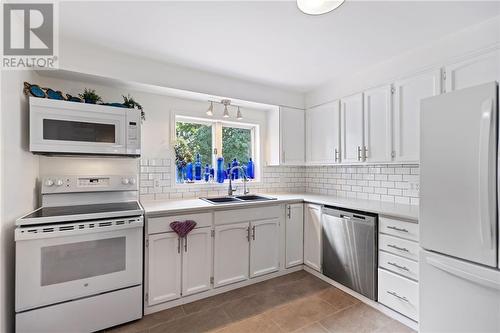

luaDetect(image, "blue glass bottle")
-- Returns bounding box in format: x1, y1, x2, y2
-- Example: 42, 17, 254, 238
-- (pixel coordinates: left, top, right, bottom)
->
216, 157, 225, 183
246, 158, 254, 179
232, 158, 239, 179
186, 162, 193, 181
204, 164, 210, 182
210, 166, 215, 180
194, 153, 202, 181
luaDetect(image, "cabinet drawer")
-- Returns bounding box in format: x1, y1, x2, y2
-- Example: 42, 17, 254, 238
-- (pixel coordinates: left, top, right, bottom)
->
379, 234, 419, 261
380, 217, 419, 241
379, 251, 419, 281
214, 205, 281, 225
148, 212, 212, 235
378, 268, 419, 321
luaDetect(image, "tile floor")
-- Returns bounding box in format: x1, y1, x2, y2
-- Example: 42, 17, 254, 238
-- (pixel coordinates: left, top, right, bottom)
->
106, 271, 415, 333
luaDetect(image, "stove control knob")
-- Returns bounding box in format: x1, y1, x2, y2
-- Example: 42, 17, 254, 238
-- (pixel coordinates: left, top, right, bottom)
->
44, 179, 54, 187
121, 178, 130, 185
55, 179, 64, 186
129, 178, 136, 185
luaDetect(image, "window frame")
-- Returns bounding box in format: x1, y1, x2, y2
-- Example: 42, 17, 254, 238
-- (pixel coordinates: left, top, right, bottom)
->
172, 114, 260, 186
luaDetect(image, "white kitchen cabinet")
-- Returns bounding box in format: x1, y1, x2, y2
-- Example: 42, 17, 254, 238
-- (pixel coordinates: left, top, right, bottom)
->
147, 232, 181, 305
280, 106, 305, 165
285, 203, 304, 268
393, 69, 441, 162
250, 218, 280, 277
444, 49, 500, 93
213, 223, 250, 288
181, 228, 213, 296
341, 93, 364, 163
363, 85, 393, 162
306, 100, 341, 164
304, 204, 322, 272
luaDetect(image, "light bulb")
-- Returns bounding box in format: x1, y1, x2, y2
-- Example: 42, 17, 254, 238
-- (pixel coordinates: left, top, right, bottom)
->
223, 105, 230, 118
237, 106, 243, 120
297, 0, 344, 15
206, 101, 214, 116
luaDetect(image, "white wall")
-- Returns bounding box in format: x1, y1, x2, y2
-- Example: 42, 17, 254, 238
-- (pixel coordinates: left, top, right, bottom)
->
306, 15, 500, 107
58, 38, 305, 109
0, 70, 40, 333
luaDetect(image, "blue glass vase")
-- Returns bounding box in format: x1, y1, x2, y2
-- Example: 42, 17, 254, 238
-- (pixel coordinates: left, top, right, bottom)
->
216, 157, 225, 183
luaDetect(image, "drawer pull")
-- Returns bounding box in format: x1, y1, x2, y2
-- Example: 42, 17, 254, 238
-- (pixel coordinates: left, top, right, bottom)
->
387, 244, 409, 252
387, 225, 409, 233
387, 261, 410, 271
387, 291, 409, 303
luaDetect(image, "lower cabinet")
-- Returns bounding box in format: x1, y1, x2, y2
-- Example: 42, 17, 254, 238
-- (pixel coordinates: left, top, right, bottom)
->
285, 203, 304, 268
213, 223, 250, 288
147, 232, 182, 306
250, 218, 280, 277
304, 204, 322, 271
147, 227, 213, 306
182, 228, 213, 296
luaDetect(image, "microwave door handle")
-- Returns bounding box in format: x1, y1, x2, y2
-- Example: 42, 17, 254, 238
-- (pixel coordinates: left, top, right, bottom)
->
478, 98, 495, 250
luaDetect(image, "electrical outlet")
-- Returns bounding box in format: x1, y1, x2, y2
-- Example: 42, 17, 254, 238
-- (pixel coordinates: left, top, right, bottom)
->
409, 181, 420, 192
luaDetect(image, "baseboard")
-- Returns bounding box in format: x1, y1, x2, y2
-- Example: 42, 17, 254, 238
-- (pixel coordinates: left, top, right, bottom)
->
303, 266, 419, 332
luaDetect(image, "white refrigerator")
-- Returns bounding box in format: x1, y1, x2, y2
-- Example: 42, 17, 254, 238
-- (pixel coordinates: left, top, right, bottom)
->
420, 81, 500, 332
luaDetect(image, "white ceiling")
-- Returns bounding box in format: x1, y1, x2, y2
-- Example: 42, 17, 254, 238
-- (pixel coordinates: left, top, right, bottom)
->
59, 1, 500, 93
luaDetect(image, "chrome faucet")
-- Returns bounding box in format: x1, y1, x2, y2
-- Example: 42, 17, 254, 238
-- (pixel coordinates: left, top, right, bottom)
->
227, 166, 249, 196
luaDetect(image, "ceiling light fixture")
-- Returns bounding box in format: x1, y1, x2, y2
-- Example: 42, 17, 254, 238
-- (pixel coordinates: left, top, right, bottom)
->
236, 106, 243, 120
206, 101, 214, 116
221, 99, 231, 118
297, 0, 344, 15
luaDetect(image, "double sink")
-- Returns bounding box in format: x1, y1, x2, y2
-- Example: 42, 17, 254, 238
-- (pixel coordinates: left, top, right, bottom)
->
201, 194, 277, 205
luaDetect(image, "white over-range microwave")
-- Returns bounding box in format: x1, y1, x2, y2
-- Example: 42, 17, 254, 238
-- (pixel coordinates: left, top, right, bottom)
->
29, 97, 141, 156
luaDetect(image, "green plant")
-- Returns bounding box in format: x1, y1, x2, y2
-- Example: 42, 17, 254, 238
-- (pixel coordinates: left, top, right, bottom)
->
173, 137, 192, 167
78, 88, 102, 104
122, 94, 145, 121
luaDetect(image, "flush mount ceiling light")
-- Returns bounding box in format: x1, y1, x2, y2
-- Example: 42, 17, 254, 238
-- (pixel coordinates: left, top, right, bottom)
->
297, 0, 345, 15
206, 101, 214, 116
236, 106, 243, 120
221, 99, 231, 118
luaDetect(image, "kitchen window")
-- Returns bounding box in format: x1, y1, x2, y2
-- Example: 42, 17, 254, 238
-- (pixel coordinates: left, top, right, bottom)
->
174, 116, 259, 183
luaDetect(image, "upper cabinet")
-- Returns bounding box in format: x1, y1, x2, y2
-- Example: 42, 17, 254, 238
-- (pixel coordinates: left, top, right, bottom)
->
267, 106, 305, 166
363, 85, 393, 163
306, 100, 341, 164
393, 69, 441, 162
444, 49, 500, 93
341, 93, 364, 163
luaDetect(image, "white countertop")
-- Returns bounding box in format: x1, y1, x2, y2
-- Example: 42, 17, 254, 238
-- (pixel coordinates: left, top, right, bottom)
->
141, 193, 419, 221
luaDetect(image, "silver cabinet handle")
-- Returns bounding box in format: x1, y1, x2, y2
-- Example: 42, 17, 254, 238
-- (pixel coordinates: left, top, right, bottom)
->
184, 236, 188, 252
388, 244, 409, 252
287, 205, 291, 219
246, 226, 250, 242
363, 146, 368, 159
252, 226, 256, 240
334, 148, 340, 162
387, 261, 410, 271
177, 237, 181, 253
387, 226, 409, 233
357, 146, 362, 161
387, 291, 409, 303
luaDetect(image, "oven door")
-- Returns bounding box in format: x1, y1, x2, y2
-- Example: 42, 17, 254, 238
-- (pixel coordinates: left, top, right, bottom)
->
30, 97, 128, 155
15, 216, 143, 312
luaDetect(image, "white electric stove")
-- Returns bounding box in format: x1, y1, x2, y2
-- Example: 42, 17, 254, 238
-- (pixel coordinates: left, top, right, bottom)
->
15, 175, 144, 333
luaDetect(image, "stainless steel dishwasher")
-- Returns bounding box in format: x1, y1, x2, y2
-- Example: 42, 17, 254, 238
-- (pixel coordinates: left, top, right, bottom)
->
322, 206, 377, 300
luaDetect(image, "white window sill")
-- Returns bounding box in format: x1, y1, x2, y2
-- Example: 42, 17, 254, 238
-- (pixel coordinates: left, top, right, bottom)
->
173, 179, 261, 189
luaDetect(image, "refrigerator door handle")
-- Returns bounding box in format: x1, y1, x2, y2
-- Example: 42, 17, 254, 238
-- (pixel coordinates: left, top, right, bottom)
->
478, 98, 495, 250
426, 256, 500, 291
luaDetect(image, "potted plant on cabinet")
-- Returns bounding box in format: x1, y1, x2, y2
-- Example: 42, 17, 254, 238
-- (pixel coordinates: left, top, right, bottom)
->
79, 88, 102, 104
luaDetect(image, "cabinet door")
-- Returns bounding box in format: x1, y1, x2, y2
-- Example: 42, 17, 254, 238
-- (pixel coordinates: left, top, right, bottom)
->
213, 223, 249, 287
341, 93, 364, 163
147, 232, 181, 306
363, 85, 393, 163
445, 49, 500, 92
250, 218, 280, 277
304, 204, 322, 272
393, 70, 441, 162
306, 100, 341, 164
182, 228, 212, 296
285, 203, 304, 268
281, 107, 305, 165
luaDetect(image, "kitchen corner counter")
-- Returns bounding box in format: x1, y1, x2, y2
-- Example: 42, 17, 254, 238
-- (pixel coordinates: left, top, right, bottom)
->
141, 193, 419, 221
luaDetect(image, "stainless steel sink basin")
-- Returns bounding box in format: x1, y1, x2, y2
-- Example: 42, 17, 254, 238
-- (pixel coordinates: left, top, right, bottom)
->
235, 195, 276, 201
200, 194, 276, 205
